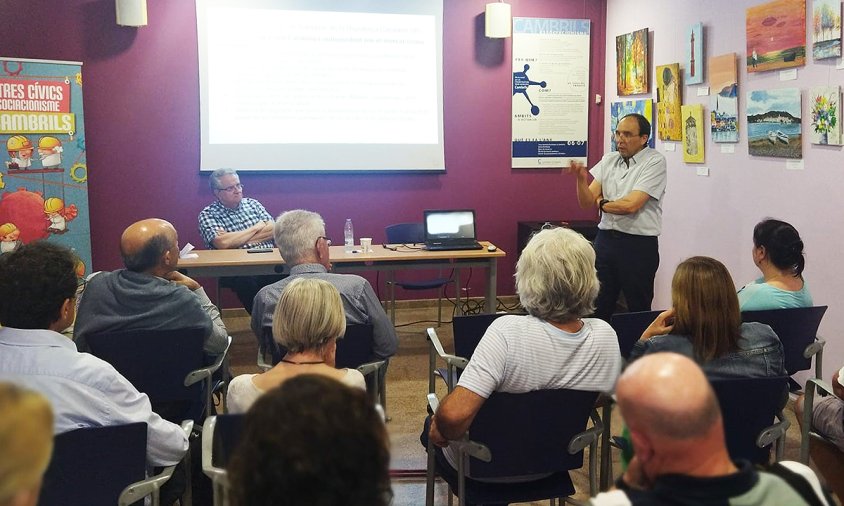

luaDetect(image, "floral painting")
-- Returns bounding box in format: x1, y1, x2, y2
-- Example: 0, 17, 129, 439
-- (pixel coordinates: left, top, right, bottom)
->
685, 23, 704, 85
681, 104, 705, 163
709, 53, 739, 143
616, 28, 649, 95
746, 0, 806, 72
747, 88, 802, 158
656, 64, 682, 141
812, 0, 842, 60
809, 86, 841, 145
610, 100, 655, 151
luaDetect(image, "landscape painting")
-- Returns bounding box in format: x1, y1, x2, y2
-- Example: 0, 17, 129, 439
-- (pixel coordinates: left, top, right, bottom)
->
681, 104, 705, 163
747, 88, 802, 158
616, 28, 649, 95
709, 53, 739, 143
809, 86, 841, 145
685, 23, 704, 85
746, 0, 806, 72
812, 0, 842, 60
610, 100, 655, 151
656, 63, 683, 141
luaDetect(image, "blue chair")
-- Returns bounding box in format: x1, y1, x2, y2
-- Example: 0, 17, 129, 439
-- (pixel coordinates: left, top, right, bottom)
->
201, 414, 246, 506
39, 421, 193, 506
385, 222, 453, 325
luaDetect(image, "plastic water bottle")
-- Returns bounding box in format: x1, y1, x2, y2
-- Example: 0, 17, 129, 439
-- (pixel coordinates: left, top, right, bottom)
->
344, 218, 354, 253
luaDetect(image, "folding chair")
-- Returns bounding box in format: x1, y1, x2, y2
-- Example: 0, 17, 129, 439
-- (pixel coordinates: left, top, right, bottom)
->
425, 389, 603, 505
201, 414, 246, 506
609, 310, 664, 360
86, 327, 232, 423
40, 421, 193, 506
385, 222, 453, 325
799, 377, 843, 463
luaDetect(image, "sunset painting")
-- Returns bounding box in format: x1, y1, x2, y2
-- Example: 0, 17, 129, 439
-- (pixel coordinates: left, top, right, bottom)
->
746, 0, 806, 72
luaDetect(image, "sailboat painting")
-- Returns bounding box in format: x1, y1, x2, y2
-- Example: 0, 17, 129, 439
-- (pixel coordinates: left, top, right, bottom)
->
709, 53, 739, 143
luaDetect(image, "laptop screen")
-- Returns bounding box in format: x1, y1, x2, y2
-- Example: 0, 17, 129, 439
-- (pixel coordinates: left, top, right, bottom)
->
424, 210, 477, 240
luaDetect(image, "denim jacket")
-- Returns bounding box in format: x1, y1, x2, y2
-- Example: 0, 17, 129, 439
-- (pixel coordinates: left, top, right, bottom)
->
629, 322, 786, 379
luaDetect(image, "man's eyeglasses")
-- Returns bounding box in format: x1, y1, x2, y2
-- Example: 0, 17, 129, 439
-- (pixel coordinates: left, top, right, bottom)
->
614, 131, 644, 140
216, 183, 243, 193
315, 236, 332, 248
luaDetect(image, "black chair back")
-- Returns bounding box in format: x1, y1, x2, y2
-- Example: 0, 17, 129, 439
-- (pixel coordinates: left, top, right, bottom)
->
211, 414, 247, 469
385, 222, 424, 244
741, 306, 827, 375
39, 422, 147, 506
711, 375, 789, 464
451, 313, 512, 359
262, 323, 375, 369
610, 310, 663, 359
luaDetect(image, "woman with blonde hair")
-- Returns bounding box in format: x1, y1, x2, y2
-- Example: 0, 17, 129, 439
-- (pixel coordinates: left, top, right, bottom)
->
631, 256, 785, 379
0, 383, 53, 506
227, 278, 365, 413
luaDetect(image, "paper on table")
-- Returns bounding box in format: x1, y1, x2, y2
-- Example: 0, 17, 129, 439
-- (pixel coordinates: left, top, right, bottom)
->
180, 242, 198, 259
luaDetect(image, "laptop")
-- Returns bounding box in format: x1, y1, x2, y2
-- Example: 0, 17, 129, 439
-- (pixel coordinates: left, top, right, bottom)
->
423, 209, 483, 251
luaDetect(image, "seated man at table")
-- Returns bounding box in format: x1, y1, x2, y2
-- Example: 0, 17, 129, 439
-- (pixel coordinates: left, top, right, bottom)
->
590, 352, 831, 506
75, 218, 228, 359
0, 241, 189, 469
252, 209, 397, 361
198, 168, 279, 313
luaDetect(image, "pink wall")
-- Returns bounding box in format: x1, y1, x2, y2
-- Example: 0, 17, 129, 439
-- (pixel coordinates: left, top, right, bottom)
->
606, 0, 844, 375
0, 0, 606, 303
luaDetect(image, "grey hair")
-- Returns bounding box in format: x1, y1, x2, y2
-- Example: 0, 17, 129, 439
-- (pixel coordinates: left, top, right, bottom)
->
273, 278, 346, 353
274, 210, 326, 265
515, 227, 599, 322
209, 168, 238, 191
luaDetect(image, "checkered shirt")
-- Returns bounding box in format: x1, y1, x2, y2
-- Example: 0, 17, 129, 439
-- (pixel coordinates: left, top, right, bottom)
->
197, 198, 274, 249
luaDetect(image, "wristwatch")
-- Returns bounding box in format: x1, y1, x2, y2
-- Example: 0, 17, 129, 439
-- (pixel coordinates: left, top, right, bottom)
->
599, 198, 609, 212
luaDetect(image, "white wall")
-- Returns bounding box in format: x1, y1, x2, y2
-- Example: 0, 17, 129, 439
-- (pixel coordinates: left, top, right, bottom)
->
606, 0, 844, 377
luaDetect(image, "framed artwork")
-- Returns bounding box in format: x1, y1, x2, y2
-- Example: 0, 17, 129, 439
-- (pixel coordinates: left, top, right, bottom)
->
610, 100, 655, 151
656, 64, 682, 141
685, 23, 704, 85
616, 28, 649, 95
747, 88, 802, 158
812, 0, 842, 60
746, 0, 807, 72
709, 53, 739, 143
809, 86, 841, 145
681, 104, 705, 163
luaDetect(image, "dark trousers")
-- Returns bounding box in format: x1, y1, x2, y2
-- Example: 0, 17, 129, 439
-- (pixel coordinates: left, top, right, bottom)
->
220, 274, 285, 314
593, 230, 659, 322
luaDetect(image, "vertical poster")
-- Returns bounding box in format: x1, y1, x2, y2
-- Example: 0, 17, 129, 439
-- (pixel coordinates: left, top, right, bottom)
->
610, 100, 655, 151
709, 53, 739, 143
656, 64, 682, 141
0, 58, 90, 274
681, 104, 705, 163
512, 18, 590, 168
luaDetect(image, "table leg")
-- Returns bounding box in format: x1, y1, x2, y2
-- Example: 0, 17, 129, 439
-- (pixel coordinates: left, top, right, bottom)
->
485, 258, 497, 313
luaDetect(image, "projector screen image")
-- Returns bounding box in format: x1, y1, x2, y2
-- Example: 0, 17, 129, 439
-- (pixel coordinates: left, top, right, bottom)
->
196, 0, 445, 172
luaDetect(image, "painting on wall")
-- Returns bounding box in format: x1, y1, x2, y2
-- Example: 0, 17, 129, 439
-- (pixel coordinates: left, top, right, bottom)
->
709, 53, 739, 143
684, 23, 704, 85
681, 104, 705, 163
812, 0, 842, 60
809, 86, 841, 145
610, 100, 655, 151
746, 0, 806, 72
747, 88, 802, 158
656, 63, 682, 141
616, 28, 649, 95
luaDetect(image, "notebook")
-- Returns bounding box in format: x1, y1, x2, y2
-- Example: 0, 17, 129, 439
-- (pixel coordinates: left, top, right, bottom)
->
423, 209, 483, 251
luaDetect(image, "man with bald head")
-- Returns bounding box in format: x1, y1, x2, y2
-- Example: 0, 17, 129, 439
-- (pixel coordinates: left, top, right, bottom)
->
75, 218, 228, 357
590, 352, 830, 505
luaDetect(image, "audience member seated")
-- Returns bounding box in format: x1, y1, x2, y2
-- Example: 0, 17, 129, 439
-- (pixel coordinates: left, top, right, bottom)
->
227, 278, 365, 413
738, 218, 812, 311
590, 352, 832, 506
427, 227, 622, 475
631, 256, 785, 379
0, 383, 53, 506
228, 374, 391, 506
0, 242, 189, 468
795, 366, 844, 499
252, 209, 397, 360
74, 218, 228, 358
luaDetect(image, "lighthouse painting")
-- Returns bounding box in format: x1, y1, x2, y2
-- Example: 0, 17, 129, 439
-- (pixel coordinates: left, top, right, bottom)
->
685, 23, 704, 85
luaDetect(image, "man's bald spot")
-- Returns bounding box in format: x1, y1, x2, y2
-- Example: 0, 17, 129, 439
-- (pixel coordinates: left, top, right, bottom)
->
618, 353, 721, 440
120, 218, 177, 272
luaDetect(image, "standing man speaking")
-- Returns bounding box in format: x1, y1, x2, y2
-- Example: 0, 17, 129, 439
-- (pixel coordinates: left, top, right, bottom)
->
568, 113, 667, 321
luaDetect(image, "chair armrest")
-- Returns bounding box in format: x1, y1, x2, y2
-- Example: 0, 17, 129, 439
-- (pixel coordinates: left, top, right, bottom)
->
804, 337, 826, 359
569, 409, 604, 454
756, 411, 790, 449
449, 440, 492, 462
426, 328, 469, 370
185, 335, 232, 387
357, 360, 386, 377
200, 416, 230, 488
427, 393, 440, 413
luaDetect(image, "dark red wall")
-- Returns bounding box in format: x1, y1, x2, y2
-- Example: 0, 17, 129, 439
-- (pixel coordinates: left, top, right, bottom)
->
0, 0, 606, 303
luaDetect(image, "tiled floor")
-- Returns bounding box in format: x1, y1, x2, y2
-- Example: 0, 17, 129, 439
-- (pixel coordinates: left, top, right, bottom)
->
222, 301, 822, 506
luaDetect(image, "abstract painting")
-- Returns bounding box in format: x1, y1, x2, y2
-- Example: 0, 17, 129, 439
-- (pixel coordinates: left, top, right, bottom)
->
685, 23, 704, 85
616, 28, 649, 95
610, 100, 655, 151
747, 88, 802, 158
812, 0, 842, 60
809, 86, 841, 145
681, 104, 705, 163
746, 0, 806, 72
709, 53, 739, 143
656, 63, 682, 141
